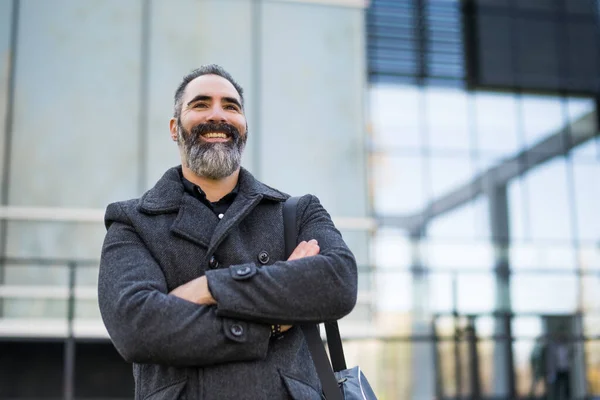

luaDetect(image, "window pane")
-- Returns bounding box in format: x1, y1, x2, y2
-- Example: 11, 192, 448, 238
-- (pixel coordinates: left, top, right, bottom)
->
375, 270, 412, 312
508, 170, 528, 240
456, 273, 496, 313
523, 158, 573, 241
521, 95, 567, 150
371, 228, 411, 269
579, 244, 600, 271
510, 242, 576, 271
372, 154, 426, 214
568, 98, 597, 160
429, 157, 474, 199
430, 273, 454, 313
511, 273, 578, 313
586, 341, 600, 395
572, 138, 599, 161
474, 92, 520, 155
582, 274, 600, 312
370, 84, 422, 149
572, 162, 600, 241
427, 197, 489, 240
427, 87, 470, 151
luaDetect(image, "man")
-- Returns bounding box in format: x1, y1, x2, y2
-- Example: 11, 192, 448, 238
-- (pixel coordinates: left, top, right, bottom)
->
98, 64, 358, 400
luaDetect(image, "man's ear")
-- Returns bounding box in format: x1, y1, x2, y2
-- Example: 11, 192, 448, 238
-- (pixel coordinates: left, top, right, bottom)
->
169, 118, 178, 142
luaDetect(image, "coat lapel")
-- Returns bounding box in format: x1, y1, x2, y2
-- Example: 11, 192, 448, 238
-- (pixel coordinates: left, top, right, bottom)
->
137, 166, 287, 254
170, 193, 218, 248
205, 168, 288, 256
206, 191, 263, 256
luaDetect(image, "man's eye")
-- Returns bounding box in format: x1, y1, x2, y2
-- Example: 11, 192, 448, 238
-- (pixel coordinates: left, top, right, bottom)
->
194, 103, 208, 108
225, 105, 238, 111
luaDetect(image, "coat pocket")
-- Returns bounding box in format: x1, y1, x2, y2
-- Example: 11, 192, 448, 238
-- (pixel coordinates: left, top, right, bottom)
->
143, 379, 187, 400
279, 371, 323, 400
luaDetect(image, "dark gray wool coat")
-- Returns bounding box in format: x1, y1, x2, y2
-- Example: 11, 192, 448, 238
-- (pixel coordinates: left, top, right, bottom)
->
98, 166, 358, 400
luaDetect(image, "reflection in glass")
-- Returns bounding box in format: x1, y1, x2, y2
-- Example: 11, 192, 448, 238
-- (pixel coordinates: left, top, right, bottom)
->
511, 274, 578, 313
427, 197, 489, 240
367, 61, 600, 399
426, 87, 471, 151
371, 228, 411, 269
521, 94, 566, 150
426, 241, 494, 270
586, 341, 600, 395
523, 158, 573, 241
369, 84, 422, 149
429, 156, 474, 199
572, 162, 600, 242
430, 273, 454, 313
375, 270, 412, 313
508, 173, 529, 240
456, 274, 495, 313
514, 340, 544, 398
581, 274, 600, 312
583, 315, 600, 336
579, 245, 600, 270
510, 242, 577, 271
371, 154, 426, 215
474, 92, 520, 155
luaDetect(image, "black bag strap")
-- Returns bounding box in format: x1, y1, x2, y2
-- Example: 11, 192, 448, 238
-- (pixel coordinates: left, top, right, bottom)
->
283, 197, 344, 400
324, 321, 347, 372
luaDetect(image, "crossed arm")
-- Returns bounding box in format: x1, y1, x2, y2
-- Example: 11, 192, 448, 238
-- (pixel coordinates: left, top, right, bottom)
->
169, 239, 321, 333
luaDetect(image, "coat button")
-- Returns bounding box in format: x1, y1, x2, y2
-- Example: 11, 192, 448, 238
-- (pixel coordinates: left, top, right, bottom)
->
230, 324, 244, 337
209, 256, 220, 269
236, 266, 251, 276
258, 251, 270, 265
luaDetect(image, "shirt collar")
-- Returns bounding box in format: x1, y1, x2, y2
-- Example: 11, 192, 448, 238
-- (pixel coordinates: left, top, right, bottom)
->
180, 171, 239, 204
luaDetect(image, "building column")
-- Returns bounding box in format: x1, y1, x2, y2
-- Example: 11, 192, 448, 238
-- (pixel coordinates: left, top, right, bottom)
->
409, 230, 435, 400
486, 182, 516, 399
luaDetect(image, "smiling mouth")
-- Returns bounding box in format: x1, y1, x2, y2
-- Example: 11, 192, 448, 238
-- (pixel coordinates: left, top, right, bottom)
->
202, 132, 229, 139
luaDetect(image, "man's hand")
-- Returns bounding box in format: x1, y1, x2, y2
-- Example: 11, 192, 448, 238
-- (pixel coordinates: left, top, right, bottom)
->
280, 239, 320, 332
169, 276, 216, 305
287, 239, 320, 261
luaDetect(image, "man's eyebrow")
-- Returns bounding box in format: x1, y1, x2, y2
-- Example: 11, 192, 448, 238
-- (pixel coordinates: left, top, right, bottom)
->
222, 97, 242, 109
187, 95, 211, 106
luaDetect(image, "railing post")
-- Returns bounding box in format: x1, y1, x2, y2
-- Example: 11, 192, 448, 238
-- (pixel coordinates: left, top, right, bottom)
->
63, 261, 76, 400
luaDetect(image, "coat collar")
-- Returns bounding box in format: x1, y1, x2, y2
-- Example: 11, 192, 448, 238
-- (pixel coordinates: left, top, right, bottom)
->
137, 166, 288, 253
138, 165, 287, 214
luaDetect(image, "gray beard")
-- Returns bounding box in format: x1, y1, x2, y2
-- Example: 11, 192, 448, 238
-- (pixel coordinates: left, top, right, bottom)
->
178, 128, 245, 180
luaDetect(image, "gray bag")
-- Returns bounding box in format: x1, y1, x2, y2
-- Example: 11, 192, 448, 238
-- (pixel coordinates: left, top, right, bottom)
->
283, 197, 378, 400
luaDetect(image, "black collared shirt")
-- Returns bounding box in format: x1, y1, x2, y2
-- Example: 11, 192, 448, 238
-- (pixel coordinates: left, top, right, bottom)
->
181, 174, 239, 218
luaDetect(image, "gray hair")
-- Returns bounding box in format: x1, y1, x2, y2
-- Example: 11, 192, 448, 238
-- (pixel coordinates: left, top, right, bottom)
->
173, 64, 245, 120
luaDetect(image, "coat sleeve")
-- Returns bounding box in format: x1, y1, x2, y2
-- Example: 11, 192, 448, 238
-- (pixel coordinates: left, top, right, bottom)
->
205, 194, 358, 324
98, 202, 272, 367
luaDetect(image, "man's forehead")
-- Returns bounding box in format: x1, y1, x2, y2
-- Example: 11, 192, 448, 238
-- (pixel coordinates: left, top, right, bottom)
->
183, 74, 241, 102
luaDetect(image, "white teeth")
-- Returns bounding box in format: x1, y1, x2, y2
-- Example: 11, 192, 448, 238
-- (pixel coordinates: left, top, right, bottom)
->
203, 132, 227, 139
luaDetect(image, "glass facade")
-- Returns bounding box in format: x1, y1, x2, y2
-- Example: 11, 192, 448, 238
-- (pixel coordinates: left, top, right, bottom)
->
346, 0, 600, 398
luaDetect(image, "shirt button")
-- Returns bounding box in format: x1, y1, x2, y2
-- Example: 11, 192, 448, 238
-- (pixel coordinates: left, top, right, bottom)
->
209, 256, 220, 269
230, 324, 244, 337
218, 213, 224, 219
258, 251, 270, 265
236, 266, 252, 276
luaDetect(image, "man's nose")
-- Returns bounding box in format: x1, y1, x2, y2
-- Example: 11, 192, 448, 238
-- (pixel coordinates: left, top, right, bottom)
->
206, 105, 228, 123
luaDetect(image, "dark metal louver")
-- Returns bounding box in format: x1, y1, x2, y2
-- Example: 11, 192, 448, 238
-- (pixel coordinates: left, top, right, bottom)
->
367, 0, 465, 83
463, 0, 600, 94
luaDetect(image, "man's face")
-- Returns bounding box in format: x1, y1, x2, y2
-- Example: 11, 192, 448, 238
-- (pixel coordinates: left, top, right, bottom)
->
170, 74, 248, 180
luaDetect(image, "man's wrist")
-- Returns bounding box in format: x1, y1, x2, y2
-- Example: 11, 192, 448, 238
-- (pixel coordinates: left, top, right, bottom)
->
198, 276, 217, 305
